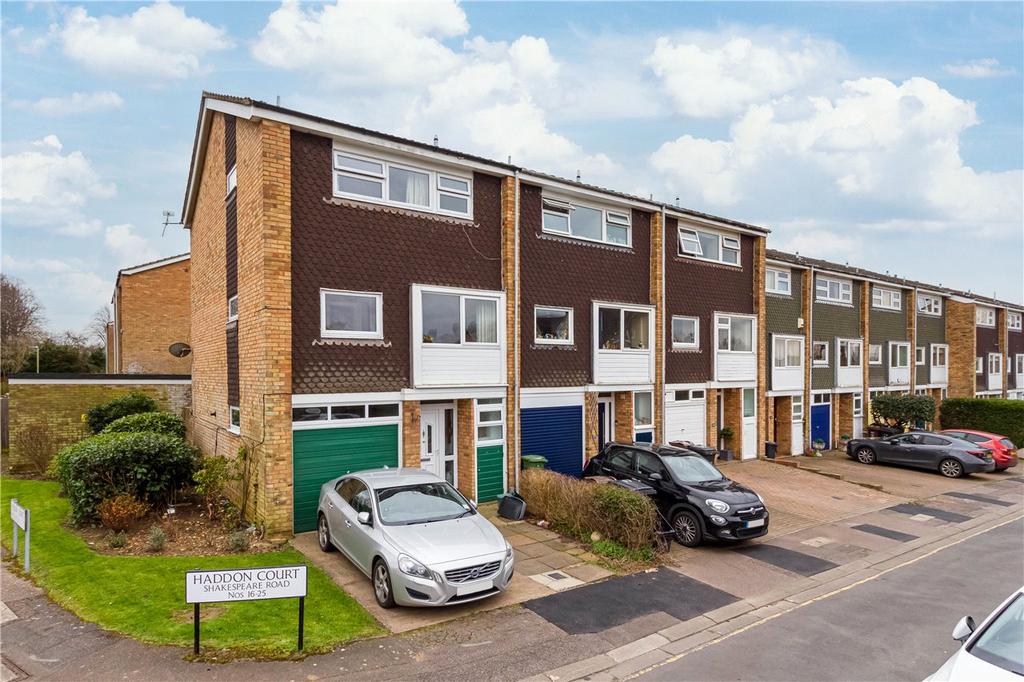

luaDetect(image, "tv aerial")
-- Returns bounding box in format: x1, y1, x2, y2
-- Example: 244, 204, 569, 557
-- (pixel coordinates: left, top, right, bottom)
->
161, 210, 184, 237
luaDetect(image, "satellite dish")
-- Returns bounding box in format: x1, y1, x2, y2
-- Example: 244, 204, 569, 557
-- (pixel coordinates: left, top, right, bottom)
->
168, 342, 192, 358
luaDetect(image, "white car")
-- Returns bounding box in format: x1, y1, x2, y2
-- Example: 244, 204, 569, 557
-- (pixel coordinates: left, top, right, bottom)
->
927, 586, 1024, 681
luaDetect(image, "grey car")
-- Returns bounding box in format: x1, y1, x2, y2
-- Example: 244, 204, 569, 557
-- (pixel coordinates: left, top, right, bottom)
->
846, 431, 996, 477
316, 468, 514, 608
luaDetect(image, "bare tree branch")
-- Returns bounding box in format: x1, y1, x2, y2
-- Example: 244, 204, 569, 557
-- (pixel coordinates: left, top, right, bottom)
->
1, 274, 45, 376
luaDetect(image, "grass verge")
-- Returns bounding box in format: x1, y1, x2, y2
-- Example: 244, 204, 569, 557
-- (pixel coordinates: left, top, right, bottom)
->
1, 478, 382, 659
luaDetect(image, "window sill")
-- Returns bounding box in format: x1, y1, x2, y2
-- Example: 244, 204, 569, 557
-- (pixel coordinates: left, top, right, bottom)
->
324, 196, 477, 226
766, 291, 792, 298
531, 343, 577, 351
321, 332, 384, 341
538, 231, 634, 252
815, 299, 854, 307
674, 254, 742, 269
671, 345, 700, 352
313, 338, 392, 348
227, 426, 240, 435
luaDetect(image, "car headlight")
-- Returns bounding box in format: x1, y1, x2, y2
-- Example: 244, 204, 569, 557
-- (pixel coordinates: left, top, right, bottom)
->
705, 499, 730, 514
505, 542, 513, 560
397, 554, 431, 579
755, 493, 765, 505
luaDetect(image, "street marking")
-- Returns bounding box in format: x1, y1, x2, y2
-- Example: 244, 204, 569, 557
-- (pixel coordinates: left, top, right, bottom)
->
623, 512, 1024, 680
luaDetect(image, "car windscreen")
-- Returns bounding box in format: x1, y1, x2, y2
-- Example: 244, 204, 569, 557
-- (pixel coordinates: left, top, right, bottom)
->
968, 593, 1023, 675
662, 455, 724, 483
375, 482, 474, 525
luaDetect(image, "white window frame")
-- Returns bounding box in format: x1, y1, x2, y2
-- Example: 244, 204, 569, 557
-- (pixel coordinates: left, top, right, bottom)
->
421, 291, 501, 347
976, 306, 996, 327
791, 394, 804, 421
837, 339, 863, 368
772, 335, 804, 369
852, 393, 863, 417
226, 165, 237, 196
1015, 353, 1024, 374
715, 313, 755, 353
868, 344, 882, 365
228, 406, 241, 434
871, 286, 902, 311
671, 316, 700, 349
917, 294, 942, 316
541, 195, 632, 247
476, 398, 505, 446
332, 145, 473, 219
988, 353, 1002, 375
534, 306, 574, 345
915, 346, 926, 366
677, 225, 742, 267
976, 357, 984, 374
596, 304, 652, 353
930, 344, 948, 368
633, 391, 654, 430
673, 389, 706, 402
889, 342, 911, 369
1008, 312, 1022, 331
812, 341, 829, 367
292, 401, 402, 429
815, 275, 853, 305
320, 288, 383, 340
765, 268, 791, 295
227, 294, 238, 323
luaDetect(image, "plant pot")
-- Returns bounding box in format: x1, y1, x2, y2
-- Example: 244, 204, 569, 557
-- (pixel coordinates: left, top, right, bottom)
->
718, 449, 734, 462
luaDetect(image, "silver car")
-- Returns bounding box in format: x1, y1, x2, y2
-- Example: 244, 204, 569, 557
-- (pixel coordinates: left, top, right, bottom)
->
316, 468, 514, 608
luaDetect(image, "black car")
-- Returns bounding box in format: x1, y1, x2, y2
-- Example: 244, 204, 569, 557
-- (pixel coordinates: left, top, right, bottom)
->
583, 441, 769, 547
845, 431, 996, 478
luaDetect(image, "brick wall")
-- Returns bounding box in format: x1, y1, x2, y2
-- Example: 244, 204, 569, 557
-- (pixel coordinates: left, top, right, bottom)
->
456, 399, 475, 500
706, 388, 719, 449
945, 299, 976, 398
721, 388, 742, 455
774, 396, 793, 454
501, 177, 519, 485
650, 212, 665, 442
906, 290, 916, 392
614, 391, 633, 442
753, 236, 766, 457
402, 401, 421, 467
7, 380, 190, 472
115, 259, 192, 374
835, 392, 853, 442
584, 392, 599, 459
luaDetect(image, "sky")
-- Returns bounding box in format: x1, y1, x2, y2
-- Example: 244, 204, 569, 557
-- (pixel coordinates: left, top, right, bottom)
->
2, 0, 1022, 335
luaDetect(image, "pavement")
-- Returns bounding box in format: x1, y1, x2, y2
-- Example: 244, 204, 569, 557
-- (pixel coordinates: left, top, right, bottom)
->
1, 462, 1021, 681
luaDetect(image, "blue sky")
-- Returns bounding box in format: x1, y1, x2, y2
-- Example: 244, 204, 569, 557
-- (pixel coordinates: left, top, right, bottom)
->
2, 1, 1022, 334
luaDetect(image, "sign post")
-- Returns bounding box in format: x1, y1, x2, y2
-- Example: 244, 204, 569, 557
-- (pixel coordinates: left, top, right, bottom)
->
10, 499, 29, 573
185, 564, 307, 655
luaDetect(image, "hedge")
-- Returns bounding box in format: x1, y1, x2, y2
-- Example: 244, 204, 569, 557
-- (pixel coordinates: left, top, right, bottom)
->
870, 393, 936, 430
51, 433, 199, 524
86, 392, 158, 434
939, 398, 1024, 447
101, 412, 185, 438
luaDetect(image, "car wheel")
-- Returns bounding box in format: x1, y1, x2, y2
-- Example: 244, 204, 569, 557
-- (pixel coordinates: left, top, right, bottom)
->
855, 447, 876, 464
372, 559, 396, 609
672, 510, 703, 548
317, 513, 334, 553
939, 458, 964, 478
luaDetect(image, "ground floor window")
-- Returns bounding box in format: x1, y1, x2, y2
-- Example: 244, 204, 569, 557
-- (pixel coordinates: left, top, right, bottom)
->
634, 392, 653, 429
791, 394, 804, 420
673, 388, 706, 402
476, 398, 504, 444
292, 401, 400, 425
228, 406, 240, 433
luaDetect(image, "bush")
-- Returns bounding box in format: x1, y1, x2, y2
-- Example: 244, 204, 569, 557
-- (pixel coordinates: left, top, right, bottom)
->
870, 393, 936, 430
228, 531, 250, 553
147, 526, 166, 553
940, 398, 1024, 446
87, 392, 158, 434
109, 532, 127, 549
193, 456, 240, 520
101, 412, 185, 438
519, 469, 658, 551
13, 422, 59, 476
51, 433, 199, 524
97, 494, 148, 532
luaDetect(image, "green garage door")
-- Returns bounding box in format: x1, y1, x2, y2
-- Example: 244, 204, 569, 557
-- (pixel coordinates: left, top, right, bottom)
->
292, 424, 399, 533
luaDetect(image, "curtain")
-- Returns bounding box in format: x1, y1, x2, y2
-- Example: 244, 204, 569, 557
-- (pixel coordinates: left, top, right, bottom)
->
465, 298, 497, 343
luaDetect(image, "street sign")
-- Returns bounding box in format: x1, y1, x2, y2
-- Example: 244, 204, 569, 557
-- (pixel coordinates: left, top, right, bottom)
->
10, 499, 29, 573
185, 564, 307, 654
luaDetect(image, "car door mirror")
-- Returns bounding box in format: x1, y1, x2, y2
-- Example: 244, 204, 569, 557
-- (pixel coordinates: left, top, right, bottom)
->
951, 616, 975, 642
649, 472, 663, 481
469, 500, 477, 509
357, 511, 372, 526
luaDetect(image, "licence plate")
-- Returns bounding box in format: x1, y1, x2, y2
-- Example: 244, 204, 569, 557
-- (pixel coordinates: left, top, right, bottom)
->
456, 579, 493, 596
745, 518, 765, 529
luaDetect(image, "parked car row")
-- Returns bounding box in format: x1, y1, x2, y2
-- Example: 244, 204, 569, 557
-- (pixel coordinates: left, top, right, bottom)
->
846, 428, 1018, 478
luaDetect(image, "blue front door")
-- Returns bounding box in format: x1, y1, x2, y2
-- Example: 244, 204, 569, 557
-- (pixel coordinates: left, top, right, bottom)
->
810, 404, 831, 449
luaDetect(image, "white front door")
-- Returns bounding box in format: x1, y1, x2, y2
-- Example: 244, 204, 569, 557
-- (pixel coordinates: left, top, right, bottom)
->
598, 396, 614, 448
420, 404, 456, 486
791, 420, 804, 456
741, 388, 757, 460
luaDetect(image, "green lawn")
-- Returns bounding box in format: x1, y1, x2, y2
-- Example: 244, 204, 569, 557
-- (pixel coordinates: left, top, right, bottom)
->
0, 478, 382, 658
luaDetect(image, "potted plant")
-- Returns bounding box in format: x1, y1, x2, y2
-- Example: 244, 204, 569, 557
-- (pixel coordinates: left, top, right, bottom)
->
812, 438, 826, 456
718, 426, 735, 461
839, 433, 852, 448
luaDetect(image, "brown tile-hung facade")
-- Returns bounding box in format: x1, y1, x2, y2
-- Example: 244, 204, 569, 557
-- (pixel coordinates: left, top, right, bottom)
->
975, 317, 1000, 394
915, 291, 947, 387
868, 283, 910, 388
1008, 317, 1024, 393
112, 255, 192, 375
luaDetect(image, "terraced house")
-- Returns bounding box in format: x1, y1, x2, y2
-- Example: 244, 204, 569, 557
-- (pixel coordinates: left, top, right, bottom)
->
763, 252, 808, 456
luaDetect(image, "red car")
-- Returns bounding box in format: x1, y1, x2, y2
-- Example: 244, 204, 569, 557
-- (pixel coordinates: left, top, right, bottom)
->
940, 429, 1019, 471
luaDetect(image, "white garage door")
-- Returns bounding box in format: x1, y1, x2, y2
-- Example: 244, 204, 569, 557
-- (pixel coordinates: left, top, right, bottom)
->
665, 388, 707, 446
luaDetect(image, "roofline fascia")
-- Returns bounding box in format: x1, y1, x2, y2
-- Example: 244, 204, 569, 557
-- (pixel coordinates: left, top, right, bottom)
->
519, 171, 660, 212
665, 208, 770, 236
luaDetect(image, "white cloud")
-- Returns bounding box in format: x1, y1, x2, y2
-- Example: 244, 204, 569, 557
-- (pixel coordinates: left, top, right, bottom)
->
56, 219, 104, 237
1, 135, 116, 230
58, 2, 232, 80
104, 224, 158, 267
943, 58, 1014, 79
252, 0, 467, 88
646, 30, 843, 118
1, 255, 111, 313
12, 91, 124, 116
5, 24, 53, 54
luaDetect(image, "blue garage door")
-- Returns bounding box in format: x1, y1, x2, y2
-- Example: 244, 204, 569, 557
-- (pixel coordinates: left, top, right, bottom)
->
521, 405, 584, 477
810, 404, 831, 449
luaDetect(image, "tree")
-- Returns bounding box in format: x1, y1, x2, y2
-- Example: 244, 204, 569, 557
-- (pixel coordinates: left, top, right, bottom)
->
18, 333, 105, 374
1, 275, 44, 376
87, 306, 113, 348
870, 393, 936, 431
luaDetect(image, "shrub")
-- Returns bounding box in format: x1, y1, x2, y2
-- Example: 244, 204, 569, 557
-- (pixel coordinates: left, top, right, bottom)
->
871, 393, 936, 430
97, 494, 148, 532
147, 526, 166, 553
940, 398, 1024, 446
519, 469, 658, 551
228, 531, 250, 553
87, 392, 158, 434
13, 422, 59, 476
193, 456, 240, 520
101, 412, 185, 438
109, 532, 127, 549
51, 433, 199, 524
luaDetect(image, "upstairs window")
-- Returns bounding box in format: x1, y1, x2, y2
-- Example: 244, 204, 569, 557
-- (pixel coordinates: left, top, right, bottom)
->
872, 287, 901, 311
976, 307, 995, 327
226, 165, 237, 195
976, 357, 983, 374
765, 268, 791, 295
321, 289, 382, 339
889, 342, 910, 369
812, 341, 829, 366
535, 306, 573, 345
988, 353, 1002, 375
422, 292, 498, 345
671, 316, 699, 349
868, 344, 882, 365
917, 294, 942, 316
816, 276, 853, 304
678, 227, 741, 266
228, 406, 240, 434
773, 336, 803, 368
332, 147, 472, 218
542, 197, 630, 246
838, 339, 862, 368
715, 314, 753, 353
931, 345, 947, 368
1008, 312, 1022, 331
227, 295, 238, 322
916, 346, 926, 366
598, 306, 650, 351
